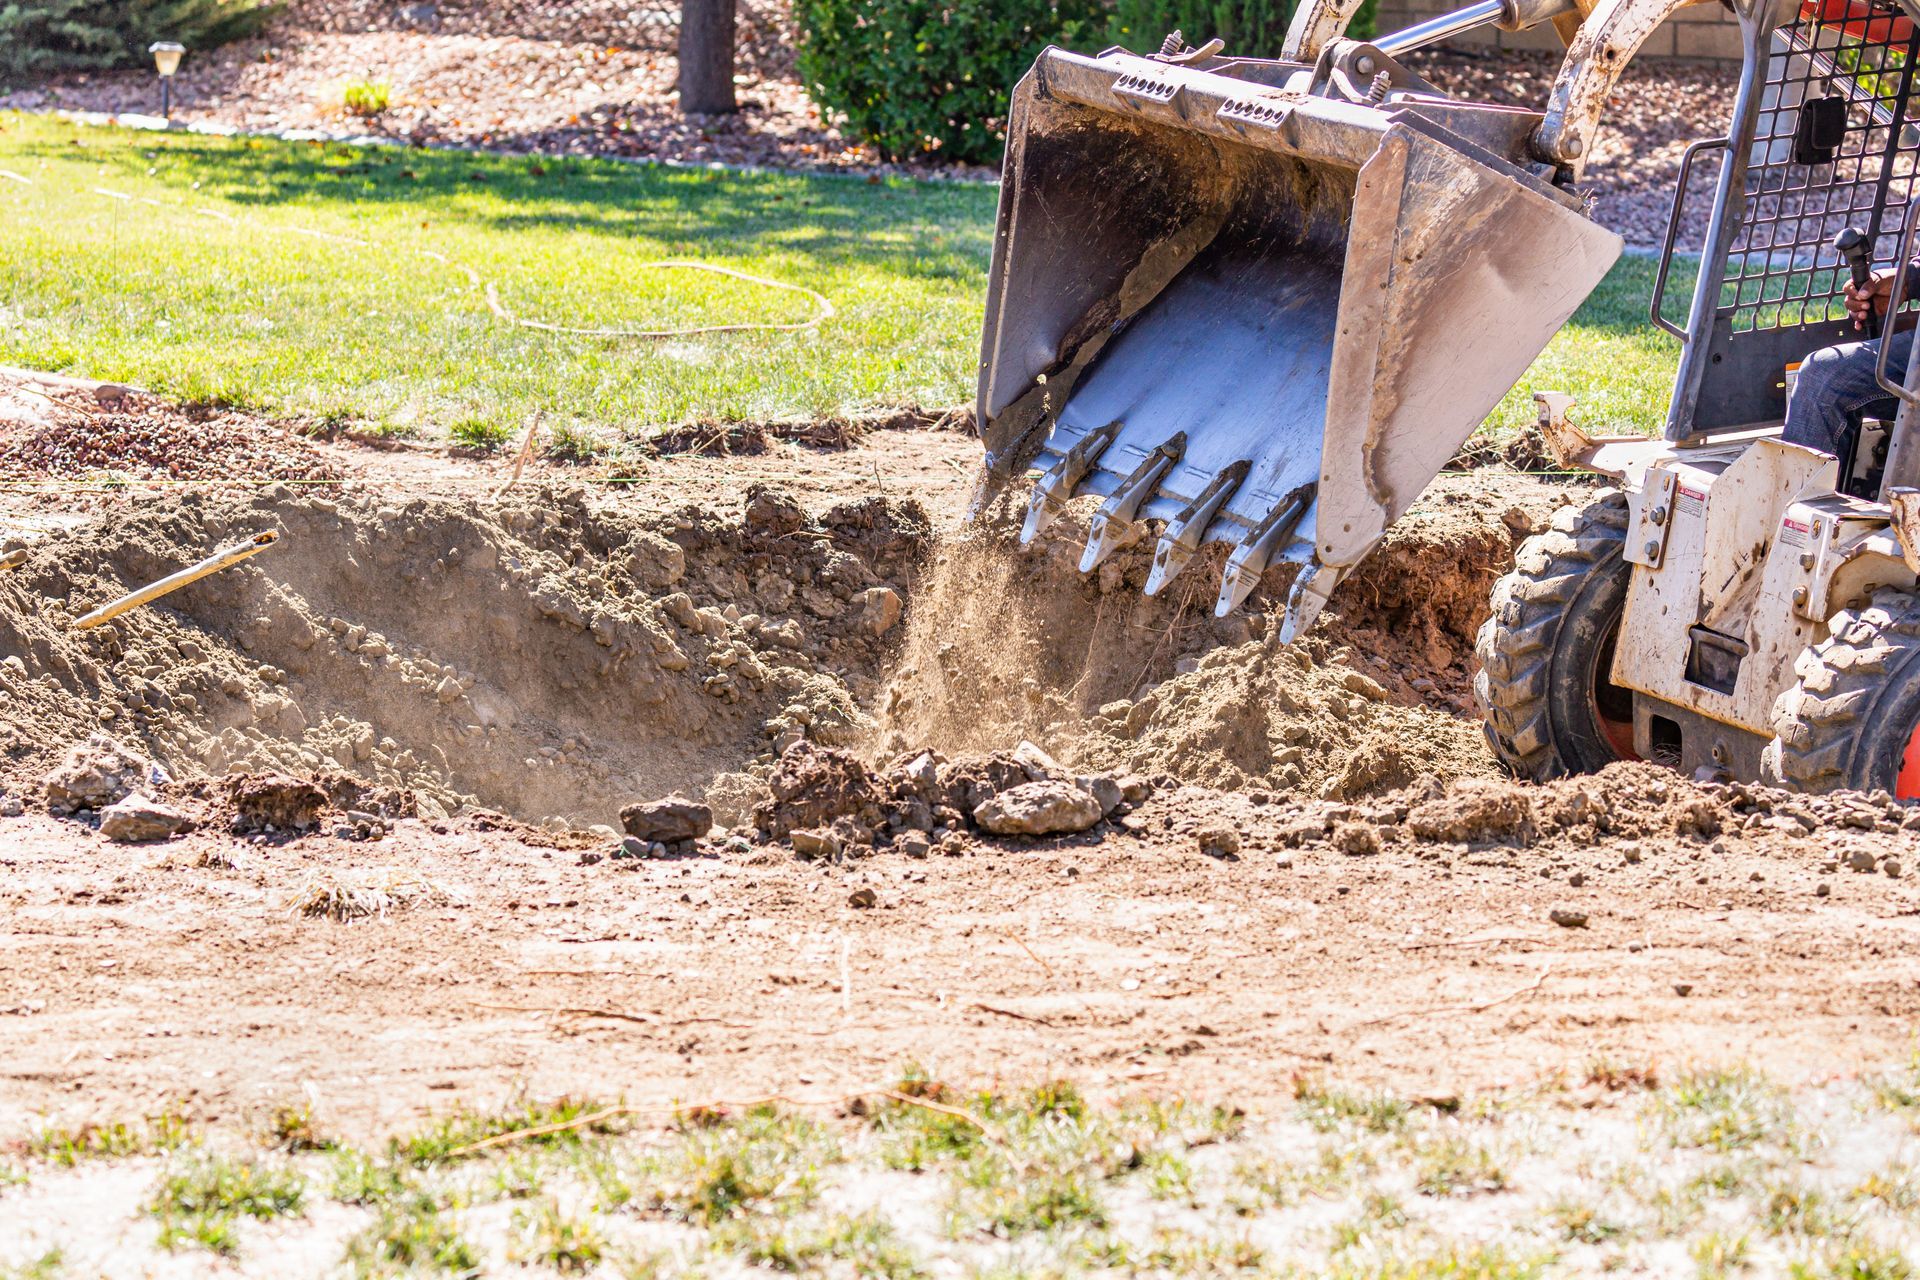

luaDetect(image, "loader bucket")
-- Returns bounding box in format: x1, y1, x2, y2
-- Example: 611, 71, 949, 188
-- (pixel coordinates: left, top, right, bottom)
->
976, 44, 1623, 636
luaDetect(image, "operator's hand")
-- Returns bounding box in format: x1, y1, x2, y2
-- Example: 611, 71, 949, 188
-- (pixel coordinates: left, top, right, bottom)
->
1846, 269, 1897, 330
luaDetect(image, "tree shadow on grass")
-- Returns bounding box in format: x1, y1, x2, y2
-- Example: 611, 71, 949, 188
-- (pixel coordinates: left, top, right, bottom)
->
16, 124, 998, 272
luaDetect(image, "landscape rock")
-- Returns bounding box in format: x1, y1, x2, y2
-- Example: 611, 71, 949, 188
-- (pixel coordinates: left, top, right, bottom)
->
98, 792, 192, 843
619, 794, 712, 844
973, 780, 1103, 837
1549, 907, 1589, 928
1330, 822, 1381, 856
848, 887, 878, 909
1080, 774, 1124, 816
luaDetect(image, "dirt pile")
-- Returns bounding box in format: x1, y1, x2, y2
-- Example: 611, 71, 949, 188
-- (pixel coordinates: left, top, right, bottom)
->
878, 476, 1570, 798
0, 482, 928, 828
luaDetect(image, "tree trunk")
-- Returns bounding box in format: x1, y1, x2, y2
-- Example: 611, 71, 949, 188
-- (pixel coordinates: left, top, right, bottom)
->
678, 0, 738, 115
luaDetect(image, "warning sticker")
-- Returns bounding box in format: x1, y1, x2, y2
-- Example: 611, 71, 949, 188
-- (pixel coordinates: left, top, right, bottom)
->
1780, 516, 1811, 549
1676, 485, 1707, 519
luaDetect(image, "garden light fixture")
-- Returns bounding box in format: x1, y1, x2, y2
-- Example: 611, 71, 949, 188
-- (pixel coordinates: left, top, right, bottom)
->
149, 42, 185, 120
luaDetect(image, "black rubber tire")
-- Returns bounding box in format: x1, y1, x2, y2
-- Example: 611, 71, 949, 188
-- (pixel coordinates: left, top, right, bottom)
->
1764, 589, 1920, 795
1473, 489, 1634, 780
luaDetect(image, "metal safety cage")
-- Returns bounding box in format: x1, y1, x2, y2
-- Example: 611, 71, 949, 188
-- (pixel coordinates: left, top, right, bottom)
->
1662, 0, 1920, 440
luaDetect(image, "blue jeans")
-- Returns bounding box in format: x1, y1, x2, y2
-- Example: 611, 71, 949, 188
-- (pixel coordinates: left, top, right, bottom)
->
1782, 328, 1915, 454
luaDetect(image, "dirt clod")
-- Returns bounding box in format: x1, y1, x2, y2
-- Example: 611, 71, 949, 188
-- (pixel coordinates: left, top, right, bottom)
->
1549, 907, 1590, 929
41, 734, 152, 814
227, 772, 329, 834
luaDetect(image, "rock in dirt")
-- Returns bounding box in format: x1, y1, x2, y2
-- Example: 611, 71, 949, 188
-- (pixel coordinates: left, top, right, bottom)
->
1331, 822, 1381, 856
791, 827, 840, 860
227, 772, 328, 834
42, 734, 149, 813
754, 742, 887, 840
861, 587, 903, 636
848, 887, 878, 909
1195, 822, 1243, 858
1549, 907, 1590, 929
973, 780, 1104, 837
98, 792, 192, 843
619, 794, 712, 844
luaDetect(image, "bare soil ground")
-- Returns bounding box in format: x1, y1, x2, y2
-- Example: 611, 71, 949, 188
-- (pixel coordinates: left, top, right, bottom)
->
0, 0, 1733, 243
4, 369, 1919, 1183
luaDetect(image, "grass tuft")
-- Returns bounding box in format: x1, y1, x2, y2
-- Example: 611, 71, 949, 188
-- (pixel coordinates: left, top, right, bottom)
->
392, 1096, 620, 1167
509, 1199, 608, 1273
342, 1197, 478, 1278
28, 1106, 194, 1165
1294, 1077, 1411, 1134
147, 1155, 305, 1255
287, 868, 460, 921
341, 79, 393, 118
1647, 1067, 1793, 1153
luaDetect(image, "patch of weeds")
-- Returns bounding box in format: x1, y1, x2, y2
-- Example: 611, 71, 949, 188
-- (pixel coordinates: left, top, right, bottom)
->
343, 1196, 479, 1277
1330, 1192, 1408, 1253
868, 1077, 991, 1172
1295, 1076, 1410, 1134
263, 1101, 332, 1153
545, 422, 605, 464
1648, 1068, 1792, 1153
1790, 1246, 1918, 1279
491, 1151, 549, 1201
1550, 1199, 1625, 1244
1133, 1229, 1266, 1273
508, 1199, 607, 1274
449, 416, 512, 451
646, 1104, 834, 1224
0, 1162, 25, 1190
1869, 1052, 1920, 1111
330, 1149, 412, 1204
1229, 1144, 1376, 1213
1763, 1180, 1845, 1239
341, 79, 393, 118
1690, 1159, 1761, 1199
1328, 1243, 1546, 1279
715, 1210, 925, 1278
147, 1155, 305, 1256
0, 1252, 63, 1280
1412, 1135, 1509, 1197
288, 868, 460, 921
392, 1095, 619, 1167
1852, 1169, 1920, 1213
1120, 1098, 1247, 1146
1140, 1147, 1195, 1202
29, 1106, 194, 1165
951, 1166, 1105, 1238
1692, 1231, 1751, 1279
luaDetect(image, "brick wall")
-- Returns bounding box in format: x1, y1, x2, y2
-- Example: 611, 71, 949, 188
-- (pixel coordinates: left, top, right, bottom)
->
1371, 0, 1744, 59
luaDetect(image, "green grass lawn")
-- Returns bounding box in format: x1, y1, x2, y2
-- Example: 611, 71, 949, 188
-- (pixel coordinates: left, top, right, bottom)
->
0, 111, 1684, 444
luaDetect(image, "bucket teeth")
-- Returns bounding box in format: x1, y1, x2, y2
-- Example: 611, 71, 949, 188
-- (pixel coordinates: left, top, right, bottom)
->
1144, 460, 1250, 596
1080, 433, 1187, 573
1214, 486, 1315, 616
1021, 420, 1120, 545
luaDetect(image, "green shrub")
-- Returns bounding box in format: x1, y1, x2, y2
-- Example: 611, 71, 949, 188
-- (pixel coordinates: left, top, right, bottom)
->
0, 0, 275, 85
793, 0, 1108, 164
1108, 0, 1377, 56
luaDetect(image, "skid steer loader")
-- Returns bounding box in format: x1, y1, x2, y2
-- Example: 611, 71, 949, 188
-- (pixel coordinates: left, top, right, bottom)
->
975, 0, 1920, 795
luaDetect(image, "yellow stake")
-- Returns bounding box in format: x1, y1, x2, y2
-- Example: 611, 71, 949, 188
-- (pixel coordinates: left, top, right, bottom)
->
72, 531, 280, 631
